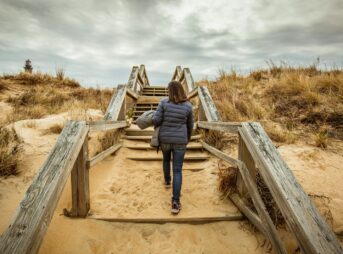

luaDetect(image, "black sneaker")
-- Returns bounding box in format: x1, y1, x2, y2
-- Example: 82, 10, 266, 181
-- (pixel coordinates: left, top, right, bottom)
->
164, 181, 171, 188
171, 200, 181, 214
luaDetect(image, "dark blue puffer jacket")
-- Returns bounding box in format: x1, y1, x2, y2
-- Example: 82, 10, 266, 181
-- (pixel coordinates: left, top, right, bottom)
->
152, 98, 194, 144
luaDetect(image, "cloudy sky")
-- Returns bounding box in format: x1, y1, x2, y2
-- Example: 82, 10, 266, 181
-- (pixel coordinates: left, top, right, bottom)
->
0, 0, 342, 87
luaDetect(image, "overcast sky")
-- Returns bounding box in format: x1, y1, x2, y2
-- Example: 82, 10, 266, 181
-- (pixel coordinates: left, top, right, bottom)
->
0, 0, 342, 87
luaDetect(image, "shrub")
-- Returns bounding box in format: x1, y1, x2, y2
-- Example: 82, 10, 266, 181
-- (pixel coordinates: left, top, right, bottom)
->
0, 125, 22, 176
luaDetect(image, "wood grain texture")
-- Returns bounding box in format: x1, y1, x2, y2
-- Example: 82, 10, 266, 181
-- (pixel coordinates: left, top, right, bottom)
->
197, 86, 222, 122
90, 213, 243, 224
139, 64, 150, 87
237, 134, 256, 198
88, 120, 128, 132
187, 87, 198, 99
239, 122, 343, 254
229, 193, 267, 235
0, 121, 88, 254
183, 68, 195, 92
127, 66, 139, 90
126, 87, 139, 100
103, 85, 126, 121
197, 121, 240, 133
172, 65, 182, 81
200, 141, 239, 167
87, 143, 121, 168
70, 138, 89, 217
237, 161, 287, 254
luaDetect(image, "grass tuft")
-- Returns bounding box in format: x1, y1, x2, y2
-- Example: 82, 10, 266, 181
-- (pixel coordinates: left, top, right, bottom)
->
0, 125, 22, 177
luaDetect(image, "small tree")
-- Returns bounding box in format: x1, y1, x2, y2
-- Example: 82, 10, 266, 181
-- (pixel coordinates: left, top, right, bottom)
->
24, 59, 33, 73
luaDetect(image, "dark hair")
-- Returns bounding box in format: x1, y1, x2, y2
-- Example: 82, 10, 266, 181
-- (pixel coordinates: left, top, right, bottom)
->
168, 81, 187, 103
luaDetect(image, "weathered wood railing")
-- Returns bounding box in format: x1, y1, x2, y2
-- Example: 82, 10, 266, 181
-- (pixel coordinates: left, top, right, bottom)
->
175, 66, 343, 254
0, 65, 152, 253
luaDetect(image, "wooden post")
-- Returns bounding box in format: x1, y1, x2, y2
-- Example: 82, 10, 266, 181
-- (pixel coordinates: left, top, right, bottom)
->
70, 138, 89, 217
237, 133, 256, 199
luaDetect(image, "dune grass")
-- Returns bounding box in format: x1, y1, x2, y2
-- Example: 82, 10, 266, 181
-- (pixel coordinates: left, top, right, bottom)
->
4, 84, 113, 123
0, 125, 21, 176
200, 64, 343, 145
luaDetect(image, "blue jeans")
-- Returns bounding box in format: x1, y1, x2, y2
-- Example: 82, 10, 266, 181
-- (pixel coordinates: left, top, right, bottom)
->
161, 143, 186, 202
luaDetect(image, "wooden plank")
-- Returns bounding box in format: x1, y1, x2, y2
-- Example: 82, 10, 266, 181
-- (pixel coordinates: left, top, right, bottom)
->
198, 86, 222, 122
126, 87, 139, 100
139, 64, 150, 86
87, 143, 121, 168
137, 96, 166, 103
125, 143, 203, 150
90, 213, 243, 224
123, 134, 202, 141
127, 155, 210, 161
239, 122, 343, 254
172, 65, 182, 81
0, 121, 88, 254
200, 141, 239, 167
88, 120, 128, 132
197, 121, 241, 134
103, 85, 126, 121
187, 87, 198, 99
183, 68, 195, 92
229, 193, 268, 235
237, 161, 287, 254
70, 138, 89, 217
237, 134, 256, 198
127, 66, 139, 90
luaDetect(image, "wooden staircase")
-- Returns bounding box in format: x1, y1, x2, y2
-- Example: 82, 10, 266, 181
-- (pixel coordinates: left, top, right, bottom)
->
132, 86, 168, 120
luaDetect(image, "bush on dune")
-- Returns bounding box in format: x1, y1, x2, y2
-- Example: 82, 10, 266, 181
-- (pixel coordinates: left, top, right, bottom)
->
5, 85, 113, 123
2, 71, 80, 88
0, 125, 21, 177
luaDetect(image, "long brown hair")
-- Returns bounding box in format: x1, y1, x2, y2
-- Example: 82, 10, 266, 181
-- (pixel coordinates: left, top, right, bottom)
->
168, 81, 187, 103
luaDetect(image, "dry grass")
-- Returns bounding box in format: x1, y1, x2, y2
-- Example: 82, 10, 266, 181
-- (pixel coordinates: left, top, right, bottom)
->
218, 160, 238, 198
97, 129, 123, 155
0, 125, 22, 176
55, 67, 65, 81
200, 129, 227, 150
4, 84, 112, 123
200, 64, 343, 144
1, 71, 80, 88
0, 80, 7, 91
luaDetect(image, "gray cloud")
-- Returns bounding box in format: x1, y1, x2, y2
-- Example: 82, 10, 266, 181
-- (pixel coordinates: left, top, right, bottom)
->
0, 0, 342, 87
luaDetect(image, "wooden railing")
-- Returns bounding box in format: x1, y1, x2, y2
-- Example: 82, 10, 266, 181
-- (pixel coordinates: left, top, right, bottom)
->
0, 65, 150, 254
177, 65, 343, 253
172, 66, 195, 94
127, 64, 150, 94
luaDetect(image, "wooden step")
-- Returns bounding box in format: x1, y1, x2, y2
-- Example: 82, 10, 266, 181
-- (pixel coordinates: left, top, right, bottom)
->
125, 129, 154, 136
143, 86, 167, 89
89, 213, 243, 224
137, 96, 164, 103
123, 134, 202, 141
125, 143, 203, 150
127, 155, 210, 161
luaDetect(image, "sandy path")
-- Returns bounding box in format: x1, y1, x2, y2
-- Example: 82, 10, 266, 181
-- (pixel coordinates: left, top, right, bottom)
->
1, 114, 342, 253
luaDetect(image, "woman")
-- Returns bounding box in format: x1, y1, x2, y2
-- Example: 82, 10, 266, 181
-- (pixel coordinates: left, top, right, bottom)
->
152, 81, 194, 214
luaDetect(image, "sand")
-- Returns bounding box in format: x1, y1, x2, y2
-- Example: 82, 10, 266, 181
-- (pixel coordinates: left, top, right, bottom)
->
1, 111, 343, 253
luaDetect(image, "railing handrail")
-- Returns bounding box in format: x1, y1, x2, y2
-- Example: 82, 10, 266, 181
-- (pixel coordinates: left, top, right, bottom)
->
0, 121, 89, 254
